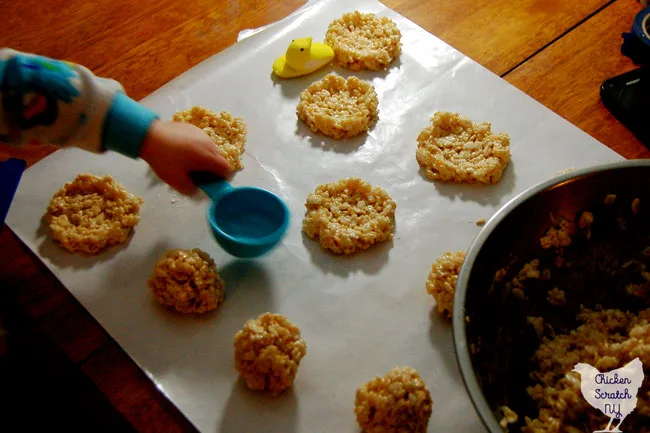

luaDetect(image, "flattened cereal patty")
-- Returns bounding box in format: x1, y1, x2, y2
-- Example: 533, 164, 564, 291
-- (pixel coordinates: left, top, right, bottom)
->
296, 74, 378, 140
46, 174, 143, 255
426, 251, 466, 320
355, 366, 433, 433
172, 106, 247, 170
302, 177, 396, 255
148, 248, 225, 315
234, 313, 307, 395
325, 11, 401, 71
416, 112, 511, 184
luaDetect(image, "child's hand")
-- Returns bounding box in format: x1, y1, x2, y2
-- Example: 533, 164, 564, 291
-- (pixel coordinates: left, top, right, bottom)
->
140, 120, 233, 195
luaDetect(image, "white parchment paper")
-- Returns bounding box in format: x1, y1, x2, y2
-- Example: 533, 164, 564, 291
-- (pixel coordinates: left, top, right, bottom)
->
7, 0, 623, 431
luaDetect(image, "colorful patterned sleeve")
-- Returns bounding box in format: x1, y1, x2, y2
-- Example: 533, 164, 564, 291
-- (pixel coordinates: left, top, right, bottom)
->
0, 48, 158, 158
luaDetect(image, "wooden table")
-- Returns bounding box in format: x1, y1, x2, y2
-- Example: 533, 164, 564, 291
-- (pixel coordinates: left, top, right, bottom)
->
1, 0, 649, 431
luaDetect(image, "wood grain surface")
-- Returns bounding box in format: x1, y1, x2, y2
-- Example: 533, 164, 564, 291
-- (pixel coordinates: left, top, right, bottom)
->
386, 0, 614, 75
1, 0, 649, 431
506, 0, 650, 159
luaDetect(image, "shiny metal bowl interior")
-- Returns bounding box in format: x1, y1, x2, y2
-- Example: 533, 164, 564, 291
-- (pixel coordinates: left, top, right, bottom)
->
453, 159, 650, 432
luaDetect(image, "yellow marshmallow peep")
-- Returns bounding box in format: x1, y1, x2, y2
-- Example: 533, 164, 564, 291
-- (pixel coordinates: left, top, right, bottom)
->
272, 37, 334, 78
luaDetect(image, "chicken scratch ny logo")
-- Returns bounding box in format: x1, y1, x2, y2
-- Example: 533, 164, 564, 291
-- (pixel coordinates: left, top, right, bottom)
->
572, 358, 644, 432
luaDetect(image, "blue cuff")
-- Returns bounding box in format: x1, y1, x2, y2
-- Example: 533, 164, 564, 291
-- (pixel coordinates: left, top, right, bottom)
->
103, 92, 159, 158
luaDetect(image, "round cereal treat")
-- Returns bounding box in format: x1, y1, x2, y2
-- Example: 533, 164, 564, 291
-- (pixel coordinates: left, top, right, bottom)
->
147, 248, 225, 315
426, 251, 466, 320
302, 177, 396, 255
355, 366, 433, 433
172, 106, 247, 170
416, 112, 511, 184
46, 174, 143, 255
296, 74, 378, 140
233, 313, 306, 395
325, 11, 401, 71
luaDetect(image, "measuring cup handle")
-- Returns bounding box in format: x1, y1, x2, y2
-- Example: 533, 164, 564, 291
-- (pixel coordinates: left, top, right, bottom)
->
190, 171, 233, 202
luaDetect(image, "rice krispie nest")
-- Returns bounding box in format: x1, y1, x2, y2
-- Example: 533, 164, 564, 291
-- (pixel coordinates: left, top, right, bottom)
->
522, 308, 650, 433
46, 174, 143, 255
296, 74, 378, 140
234, 313, 307, 395
416, 112, 511, 184
426, 251, 466, 320
325, 11, 402, 71
172, 106, 247, 170
302, 177, 396, 255
147, 248, 225, 315
355, 366, 433, 433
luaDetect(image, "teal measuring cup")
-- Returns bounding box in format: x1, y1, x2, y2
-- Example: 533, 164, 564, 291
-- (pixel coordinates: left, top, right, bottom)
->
190, 172, 290, 258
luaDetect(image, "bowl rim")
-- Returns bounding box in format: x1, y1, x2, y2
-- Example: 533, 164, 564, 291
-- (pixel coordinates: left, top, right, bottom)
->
452, 158, 650, 432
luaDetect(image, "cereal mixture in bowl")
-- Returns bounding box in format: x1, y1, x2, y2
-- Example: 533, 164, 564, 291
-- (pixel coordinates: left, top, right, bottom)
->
539, 216, 577, 249
325, 11, 401, 71
416, 111, 511, 184
302, 177, 396, 255
522, 307, 650, 433
509, 195, 649, 432
296, 74, 378, 140
46, 173, 143, 255
233, 313, 306, 395
147, 248, 225, 315
354, 366, 433, 433
457, 164, 650, 433
172, 106, 247, 170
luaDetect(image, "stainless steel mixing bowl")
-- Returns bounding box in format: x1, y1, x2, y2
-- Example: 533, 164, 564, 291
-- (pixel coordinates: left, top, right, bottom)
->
453, 159, 650, 432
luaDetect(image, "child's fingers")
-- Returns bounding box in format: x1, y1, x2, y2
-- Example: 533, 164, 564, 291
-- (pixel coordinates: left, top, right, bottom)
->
195, 151, 233, 178
168, 173, 198, 196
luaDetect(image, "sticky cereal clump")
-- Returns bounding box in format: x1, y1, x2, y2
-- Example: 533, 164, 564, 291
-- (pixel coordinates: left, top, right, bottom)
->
426, 251, 466, 320
546, 287, 566, 306
172, 106, 247, 170
234, 313, 306, 395
46, 174, 143, 255
148, 248, 225, 315
297, 74, 378, 139
416, 112, 511, 184
604, 194, 617, 205
499, 406, 519, 430
355, 366, 433, 433
540, 218, 577, 249
578, 211, 594, 229
523, 308, 650, 433
325, 11, 401, 71
302, 177, 396, 255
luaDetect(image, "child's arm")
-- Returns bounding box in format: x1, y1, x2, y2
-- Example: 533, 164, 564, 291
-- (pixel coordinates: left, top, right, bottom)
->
0, 48, 156, 157
0, 48, 232, 194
